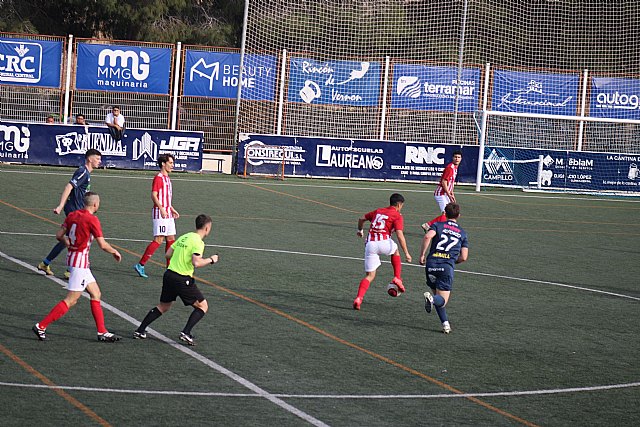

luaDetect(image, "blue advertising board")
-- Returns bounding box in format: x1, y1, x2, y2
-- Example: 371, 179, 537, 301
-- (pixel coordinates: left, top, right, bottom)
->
184, 50, 276, 100
287, 58, 381, 107
590, 77, 640, 120
391, 65, 480, 112
76, 43, 172, 94
492, 70, 579, 116
0, 122, 203, 171
238, 134, 478, 183
0, 37, 62, 88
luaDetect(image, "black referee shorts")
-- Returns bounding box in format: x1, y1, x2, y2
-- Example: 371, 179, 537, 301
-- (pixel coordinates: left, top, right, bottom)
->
160, 269, 205, 306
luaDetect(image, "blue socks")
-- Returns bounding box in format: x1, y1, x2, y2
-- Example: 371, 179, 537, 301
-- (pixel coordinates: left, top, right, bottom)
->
433, 294, 448, 323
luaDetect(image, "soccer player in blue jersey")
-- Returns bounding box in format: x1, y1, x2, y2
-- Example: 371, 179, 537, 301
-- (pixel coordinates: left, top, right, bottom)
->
37, 149, 102, 277
419, 202, 469, 334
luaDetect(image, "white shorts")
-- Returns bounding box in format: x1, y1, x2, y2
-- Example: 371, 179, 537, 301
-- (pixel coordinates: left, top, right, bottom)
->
364, 239, 398, 272
434, 195, 451, 212
153, 217, 176, 237
67, 267, 96, 292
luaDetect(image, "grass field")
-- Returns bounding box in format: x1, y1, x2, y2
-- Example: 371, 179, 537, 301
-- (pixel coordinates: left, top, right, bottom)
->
0, 164, 639, 426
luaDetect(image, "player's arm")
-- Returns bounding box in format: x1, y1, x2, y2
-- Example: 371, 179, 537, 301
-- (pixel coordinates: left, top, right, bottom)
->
192, 252, 219, 268
54, 183, 74, 214
95, 236, 122, 262
395, 229, 412, 263
456, 247, 468, 264
440, 177, 455, 202
419, 229, 436, 265
170, 206, 180, 219
151, 190, 168, 218
55, 225, 70, 247
356, 216, 367, 237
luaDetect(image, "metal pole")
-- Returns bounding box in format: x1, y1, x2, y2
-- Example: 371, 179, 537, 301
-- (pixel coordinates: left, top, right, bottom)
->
475, 63, 491, 192
232, 0, 251, 174
276, 49, 287, 135
379, 56, 390, 140
577, 69, 588, 151
62, 34, 74, 124
170, 42, 182, 130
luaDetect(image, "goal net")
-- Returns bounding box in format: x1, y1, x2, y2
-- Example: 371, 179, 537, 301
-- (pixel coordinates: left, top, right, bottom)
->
240, 140, 286, 180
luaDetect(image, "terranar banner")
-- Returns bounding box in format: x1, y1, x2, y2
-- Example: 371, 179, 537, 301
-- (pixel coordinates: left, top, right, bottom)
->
0, 122, 203, 171
238, 133, 478, 183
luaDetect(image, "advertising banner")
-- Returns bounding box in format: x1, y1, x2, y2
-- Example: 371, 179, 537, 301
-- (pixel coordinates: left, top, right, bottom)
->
238, 134, 478, 183
391, 65, 480, 112
183, 50, 276, 100
76, 43, 172, 94
492, 70, 579, 116
0, 37, 62, 88
0, 122, 202, 171
590, 77, 640, 120
287, 58, 381, 107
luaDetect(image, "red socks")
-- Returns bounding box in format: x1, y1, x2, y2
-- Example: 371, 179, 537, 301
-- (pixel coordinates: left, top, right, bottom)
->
165, 240, 175, 266
139, 241, 161, 265
90, 300, 107, 334
39, 300, 69, 329
427, 214, 447, 228
391, 254, 402, 279
356, 279, 371, 299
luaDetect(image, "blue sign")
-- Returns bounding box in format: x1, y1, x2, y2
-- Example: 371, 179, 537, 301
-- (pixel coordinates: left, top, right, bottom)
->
238, 134, 478, 183
184, 51, 276, 100
287, 58, 381, 107
76, 43, 172, 94
492, 70, 579, 116
0, 121, 203, 171
0, 37, 62, 88
391, 65, 480, 112
590, 77, 640, 120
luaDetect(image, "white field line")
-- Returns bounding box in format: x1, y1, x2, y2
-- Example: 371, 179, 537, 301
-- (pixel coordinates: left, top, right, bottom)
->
1, 230, 638, 302
0, 250, 329, 427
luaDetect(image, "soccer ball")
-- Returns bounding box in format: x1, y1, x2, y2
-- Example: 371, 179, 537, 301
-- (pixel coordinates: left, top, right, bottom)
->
387, 283, 400, 297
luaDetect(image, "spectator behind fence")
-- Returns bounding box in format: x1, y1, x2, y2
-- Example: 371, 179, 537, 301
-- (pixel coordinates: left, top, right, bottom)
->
75, 114, 88, 125
105, 106, 125, 141
45, 115, 55, 124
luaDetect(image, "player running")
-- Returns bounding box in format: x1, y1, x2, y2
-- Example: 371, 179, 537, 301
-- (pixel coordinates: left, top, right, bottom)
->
421, 150, 462, 232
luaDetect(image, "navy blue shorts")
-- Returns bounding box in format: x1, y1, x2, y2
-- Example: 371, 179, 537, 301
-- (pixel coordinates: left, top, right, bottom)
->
425, 264, 454, 291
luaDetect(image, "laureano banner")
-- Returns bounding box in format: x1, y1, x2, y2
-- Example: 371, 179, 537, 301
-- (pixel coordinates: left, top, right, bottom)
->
0, 122, 203, 171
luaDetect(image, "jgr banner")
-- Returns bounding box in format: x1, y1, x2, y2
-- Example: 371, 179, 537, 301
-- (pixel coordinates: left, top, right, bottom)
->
184, 51, 276, 100
287, 58, 381, 107
76, 43, 172, 94
483, 146, 640, 193
0, 37, 62, 88
492, 70, 579, 116
238, 133, 478, 183
392, 65, 480, 112
0, 121, 202, 171
590, 77, 640, 120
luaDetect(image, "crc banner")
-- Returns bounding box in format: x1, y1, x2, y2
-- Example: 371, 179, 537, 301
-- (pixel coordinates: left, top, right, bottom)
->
492, 70, 579, 116
0, 37, 62, 88
76, 43, 172, 94
590, 77, 640, 120
392, 65, 480, 112
0, 121, 203, 171
184, 50, 276, 100
238, 133, 478, 183
483, 146, 640, 193
287, 58, 381, 107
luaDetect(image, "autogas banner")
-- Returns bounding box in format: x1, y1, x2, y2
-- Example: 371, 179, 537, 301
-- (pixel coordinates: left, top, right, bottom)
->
590, 77, 640, 120
0, 121, 202, 171
0, 37, 62, 88
76, 43, 172, 94
238, 133, 478, 183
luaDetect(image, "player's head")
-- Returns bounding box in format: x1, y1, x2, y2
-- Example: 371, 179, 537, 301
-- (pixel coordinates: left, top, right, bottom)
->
158, 153, 175, 171
390, 193, 405, 207
452, 150, 462, 165
444, 203, 461, 219
84, 191, 100, 212
195, 214, 213, 236
75, 114, 86, 125
85, 149, 102, 169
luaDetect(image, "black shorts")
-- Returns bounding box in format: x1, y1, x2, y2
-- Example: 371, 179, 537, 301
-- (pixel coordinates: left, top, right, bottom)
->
160, 269, 205, 306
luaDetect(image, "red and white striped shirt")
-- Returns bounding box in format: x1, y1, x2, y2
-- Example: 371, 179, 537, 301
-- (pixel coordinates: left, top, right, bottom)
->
62, 209, 103, 268
434, 162, 459, 196
152, 173, 173, 219
364, 206, 404, 242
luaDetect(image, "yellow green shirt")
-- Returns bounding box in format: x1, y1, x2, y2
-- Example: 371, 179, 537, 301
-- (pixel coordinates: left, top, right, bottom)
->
168, 232, 204, 277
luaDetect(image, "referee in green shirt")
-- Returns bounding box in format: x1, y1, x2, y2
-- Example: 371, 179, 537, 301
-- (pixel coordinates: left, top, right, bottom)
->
134, 214, 218, 346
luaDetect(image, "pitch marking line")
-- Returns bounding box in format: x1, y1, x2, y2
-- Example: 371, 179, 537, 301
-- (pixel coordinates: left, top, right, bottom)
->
0, 250, 329, 427
1, 230, 637, 302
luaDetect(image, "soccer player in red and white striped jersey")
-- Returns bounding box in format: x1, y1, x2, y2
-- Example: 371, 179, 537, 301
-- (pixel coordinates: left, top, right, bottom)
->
32, 192, 123, 342
421, 150, 462, 232
134, 154, 181, 278
353, 193, 412, 310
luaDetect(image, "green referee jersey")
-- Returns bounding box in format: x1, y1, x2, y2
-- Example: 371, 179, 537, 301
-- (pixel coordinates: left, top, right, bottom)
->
168, 232, 205, 277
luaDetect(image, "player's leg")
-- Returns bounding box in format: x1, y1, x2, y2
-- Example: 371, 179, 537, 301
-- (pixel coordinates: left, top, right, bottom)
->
354, 242, 381, 309
38, 241, 67, 275
134, 271, 176, 338
178, 283, 207, 345
135, 229, 166, 277
388, 241, 405, 293
433, 289, 451, 333
421, 195, 450, 232
32, 288, 83, 340
163, 219, 177, 267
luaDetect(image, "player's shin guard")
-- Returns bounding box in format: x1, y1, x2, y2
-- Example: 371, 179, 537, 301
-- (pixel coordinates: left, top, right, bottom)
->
433, 295, 448, 323
165, 240, 175, 267
391, 254, 402, 279
182, 308, 205, 335
39, 300, 69, 329
356, 278, 371, 299
90, 300, 107, 334
137, 307, 163, 332
139, 241, 161, 266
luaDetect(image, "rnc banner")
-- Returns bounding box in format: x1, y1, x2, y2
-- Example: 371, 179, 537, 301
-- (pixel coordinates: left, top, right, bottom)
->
492, 70, 579, 116
76, 43, 172, 94
590, 77, 640, 120
287, 58, 381, 107
391, 65, 480, 112
183, 50, 276, 100
0, 121, 203, 171
0, 37, 62, 88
